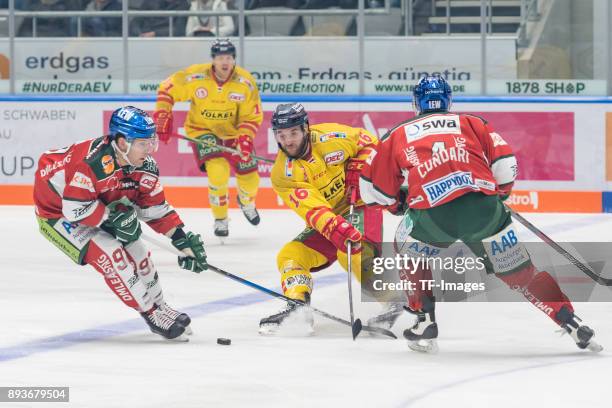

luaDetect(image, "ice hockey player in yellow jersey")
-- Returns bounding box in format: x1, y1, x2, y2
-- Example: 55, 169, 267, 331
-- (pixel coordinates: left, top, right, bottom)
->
154, 39, 263, 239
259, 103, 383, 335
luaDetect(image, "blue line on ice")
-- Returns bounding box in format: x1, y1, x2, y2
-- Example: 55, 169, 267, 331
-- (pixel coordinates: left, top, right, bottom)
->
0, 273, 346, 363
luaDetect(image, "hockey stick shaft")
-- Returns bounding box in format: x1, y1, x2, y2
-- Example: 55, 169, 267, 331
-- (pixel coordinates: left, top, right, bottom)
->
510, 208, 612, 286
346, 187, 362, 340
176, 133, 275, 164
141, 234, 397, 339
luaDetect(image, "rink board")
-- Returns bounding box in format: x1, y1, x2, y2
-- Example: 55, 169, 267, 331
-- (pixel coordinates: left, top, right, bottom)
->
1, 96, 611, 212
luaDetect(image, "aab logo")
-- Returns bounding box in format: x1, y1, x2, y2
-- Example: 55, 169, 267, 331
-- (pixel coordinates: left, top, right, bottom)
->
407, 241, 440, 257
62, 221, 78, 234
489, 229, 518, 255
0, 53, 9, 79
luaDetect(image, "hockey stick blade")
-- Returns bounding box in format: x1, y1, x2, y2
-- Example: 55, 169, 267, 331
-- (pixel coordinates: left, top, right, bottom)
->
352, 318, 363, 340
510, 209, 612, 286
360, 324, 397, 339
140, 234, 396, 339
206, 264, 396, 339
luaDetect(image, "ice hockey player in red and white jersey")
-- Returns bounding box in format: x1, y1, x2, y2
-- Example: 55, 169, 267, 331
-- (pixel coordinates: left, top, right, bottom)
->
34, 106, 208, 341
360, 75, 602, 353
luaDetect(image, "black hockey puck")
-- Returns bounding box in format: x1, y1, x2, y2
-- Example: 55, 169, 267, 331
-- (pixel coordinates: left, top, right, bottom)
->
217, 337, 231, 345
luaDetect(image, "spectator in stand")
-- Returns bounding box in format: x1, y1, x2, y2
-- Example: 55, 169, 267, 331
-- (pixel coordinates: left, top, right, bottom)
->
17, 0, 76, 37
129, 0, 190, 37
82, 0, 122, 37
185, 0, 234, 37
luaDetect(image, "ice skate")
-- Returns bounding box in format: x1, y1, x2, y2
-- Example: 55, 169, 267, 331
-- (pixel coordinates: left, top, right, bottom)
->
403, 298, 438, 353
366, 302, 404, 335
556, 307, 602, 352
238, 196, 260, 226
214, 218, 229, 243
141, 305, 188, 341
158, 302, 193, 335
259, 295, 314, 336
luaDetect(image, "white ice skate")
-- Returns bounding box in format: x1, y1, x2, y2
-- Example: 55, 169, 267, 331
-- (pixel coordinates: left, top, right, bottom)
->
403, 299, 438, 354
259, 297, 314, 336
557, 307, 602, 352
238, 196, 260, 226
366, 302, 404, 336
214, 218, 229, 244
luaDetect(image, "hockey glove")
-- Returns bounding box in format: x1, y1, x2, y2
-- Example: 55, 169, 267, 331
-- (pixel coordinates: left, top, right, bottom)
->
153, 110, 173, 144
101, 205, 142, 244
387, 186, 409, 216
345, 158, 364, 203
236, 134, 254, 161
171, 230, 208, 272
323, 215, 362, 254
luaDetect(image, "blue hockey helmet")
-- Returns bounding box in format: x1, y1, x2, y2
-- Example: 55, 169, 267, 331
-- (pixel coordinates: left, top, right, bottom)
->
413, 75, 452, 114
109, 106, 156, 141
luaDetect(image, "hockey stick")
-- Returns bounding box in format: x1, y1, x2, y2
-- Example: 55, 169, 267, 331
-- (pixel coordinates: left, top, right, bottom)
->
510, 208, 612, 286
176, 133, 275, 164
346, 188, 363, 340
141, 234, 397, 339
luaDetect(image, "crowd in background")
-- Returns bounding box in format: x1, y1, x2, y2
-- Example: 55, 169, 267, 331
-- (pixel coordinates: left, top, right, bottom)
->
1, 0, 403, 37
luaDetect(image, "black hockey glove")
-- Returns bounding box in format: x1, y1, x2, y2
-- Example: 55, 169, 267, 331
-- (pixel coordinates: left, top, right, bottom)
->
387, 186, 409, 216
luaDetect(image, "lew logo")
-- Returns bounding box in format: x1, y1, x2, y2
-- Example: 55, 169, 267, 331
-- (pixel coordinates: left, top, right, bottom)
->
324, 150, 345, 165
404, 114, 461, 142
116, 108, 135, 121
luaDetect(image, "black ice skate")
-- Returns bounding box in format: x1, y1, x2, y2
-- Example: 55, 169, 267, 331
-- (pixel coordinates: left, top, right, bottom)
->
158, 302, 193, 335
259, 294, 313, 335
141, 305, 188, 341
366, 302, 404, 335
403, 297, 438, 353
556, 306, 602, 352
238, 196, 260, 226
214, 218, 229, 238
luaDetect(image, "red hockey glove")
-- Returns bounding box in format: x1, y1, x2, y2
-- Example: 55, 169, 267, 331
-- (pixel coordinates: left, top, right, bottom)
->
498, 182, 513, 201
345, 158, 364, 203
236, 134, 254, 161
322, 215, 362, 254
153, 110, 173, 144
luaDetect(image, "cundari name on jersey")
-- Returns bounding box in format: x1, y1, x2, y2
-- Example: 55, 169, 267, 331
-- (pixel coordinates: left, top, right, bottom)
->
404, 114, 461, 142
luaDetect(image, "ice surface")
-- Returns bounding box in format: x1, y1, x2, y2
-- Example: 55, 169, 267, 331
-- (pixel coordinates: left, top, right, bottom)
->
1, 206, 611, 408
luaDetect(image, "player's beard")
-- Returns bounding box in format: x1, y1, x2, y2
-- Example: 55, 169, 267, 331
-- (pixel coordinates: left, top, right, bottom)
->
278, 133, 310, 160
